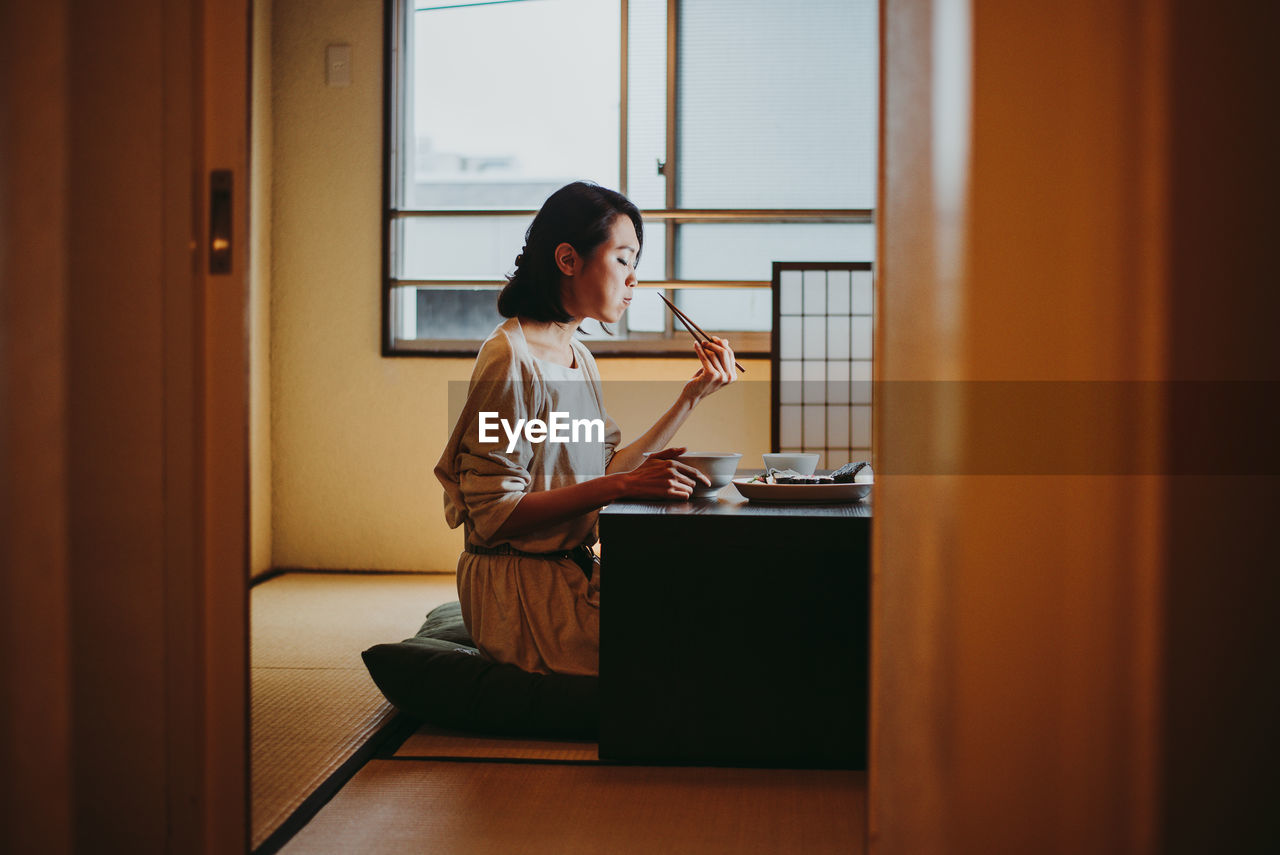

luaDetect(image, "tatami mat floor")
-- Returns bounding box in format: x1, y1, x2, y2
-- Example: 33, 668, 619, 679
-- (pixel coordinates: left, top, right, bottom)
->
255, 572, 866, 854
250, 572, 459, 850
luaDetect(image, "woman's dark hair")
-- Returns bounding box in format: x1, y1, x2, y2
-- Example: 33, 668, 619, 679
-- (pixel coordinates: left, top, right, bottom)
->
497, 181, 643, 323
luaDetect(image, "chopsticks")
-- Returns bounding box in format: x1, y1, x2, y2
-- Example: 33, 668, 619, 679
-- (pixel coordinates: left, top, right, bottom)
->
656, 292, 746, 374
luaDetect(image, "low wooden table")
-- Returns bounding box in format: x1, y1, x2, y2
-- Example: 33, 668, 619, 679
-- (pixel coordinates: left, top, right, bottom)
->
598, 475, 870, 768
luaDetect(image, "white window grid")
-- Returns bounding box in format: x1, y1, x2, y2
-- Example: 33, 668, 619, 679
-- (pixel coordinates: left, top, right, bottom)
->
772, 262, 874, 470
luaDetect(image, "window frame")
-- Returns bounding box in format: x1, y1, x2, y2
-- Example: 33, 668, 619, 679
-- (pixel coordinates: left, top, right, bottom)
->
381, 0, 874, 357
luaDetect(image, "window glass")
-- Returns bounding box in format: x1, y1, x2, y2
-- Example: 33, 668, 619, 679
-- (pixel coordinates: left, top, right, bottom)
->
406, 0, 620, 210
676, 223, 875, 279
677, 0, 877, 208
676, 289, 772, 331
625, 287, 669, 333
626, 0, 668, 209
632, 223, 665, 285
396, 287, 620, 343
411, 287, 505, 341
398, 215, 532, 281
388, 0, 878, 351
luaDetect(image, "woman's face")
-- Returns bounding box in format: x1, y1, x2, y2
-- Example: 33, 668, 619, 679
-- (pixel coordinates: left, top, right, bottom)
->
561, 215, 639, 324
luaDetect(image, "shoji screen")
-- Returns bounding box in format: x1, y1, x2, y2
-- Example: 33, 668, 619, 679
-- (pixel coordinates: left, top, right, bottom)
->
771, 262, 874, 469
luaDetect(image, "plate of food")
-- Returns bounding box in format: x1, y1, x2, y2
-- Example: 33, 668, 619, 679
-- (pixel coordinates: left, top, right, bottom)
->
732, 461, 873, 504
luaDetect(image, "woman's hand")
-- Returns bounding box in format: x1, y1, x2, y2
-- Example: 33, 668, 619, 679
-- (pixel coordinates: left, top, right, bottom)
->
618, 447, 710, 500
682, 336, 739, 404
603, 339, 739, 476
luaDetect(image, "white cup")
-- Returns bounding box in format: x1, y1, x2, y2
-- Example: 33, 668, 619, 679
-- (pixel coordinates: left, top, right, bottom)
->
762, 452, 820, 475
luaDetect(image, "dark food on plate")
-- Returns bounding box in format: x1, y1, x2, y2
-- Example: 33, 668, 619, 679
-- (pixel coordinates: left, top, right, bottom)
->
830, 461, 872, 483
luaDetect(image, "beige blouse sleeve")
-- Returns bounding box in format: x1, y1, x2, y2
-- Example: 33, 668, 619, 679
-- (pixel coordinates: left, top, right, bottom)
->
434, 333, 540, 542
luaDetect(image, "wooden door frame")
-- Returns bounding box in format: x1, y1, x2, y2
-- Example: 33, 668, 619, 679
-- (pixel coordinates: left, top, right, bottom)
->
192, 1, 252, 850
158, 1, 251, 850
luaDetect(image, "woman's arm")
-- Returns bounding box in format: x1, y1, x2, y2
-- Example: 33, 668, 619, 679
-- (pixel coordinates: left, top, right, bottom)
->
490, 338, 737, 541
606, 337, 739, 474
492, 448, 710, 540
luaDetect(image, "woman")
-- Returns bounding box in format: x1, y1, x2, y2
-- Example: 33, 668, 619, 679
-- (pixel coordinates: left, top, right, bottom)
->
434, 181, 738, 676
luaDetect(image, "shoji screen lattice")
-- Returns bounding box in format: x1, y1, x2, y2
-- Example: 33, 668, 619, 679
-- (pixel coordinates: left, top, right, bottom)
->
771, 262, 874, 469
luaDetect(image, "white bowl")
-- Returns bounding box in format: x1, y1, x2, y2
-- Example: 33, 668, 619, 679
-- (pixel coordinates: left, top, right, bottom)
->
763, 452, 820, 476
645, 451, 742, 498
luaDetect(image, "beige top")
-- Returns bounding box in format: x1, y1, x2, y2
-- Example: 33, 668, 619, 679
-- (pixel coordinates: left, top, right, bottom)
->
434, 318, 621, 675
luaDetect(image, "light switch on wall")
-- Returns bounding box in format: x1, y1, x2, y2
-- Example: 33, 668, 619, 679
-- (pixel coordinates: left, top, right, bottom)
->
326, 44, 351, 87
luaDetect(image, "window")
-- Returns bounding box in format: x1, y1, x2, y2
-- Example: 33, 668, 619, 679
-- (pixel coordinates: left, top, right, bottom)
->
383, 0, 877, 355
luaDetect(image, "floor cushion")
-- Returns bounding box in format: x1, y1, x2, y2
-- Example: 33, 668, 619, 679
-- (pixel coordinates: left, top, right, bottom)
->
362, 601, 598, 738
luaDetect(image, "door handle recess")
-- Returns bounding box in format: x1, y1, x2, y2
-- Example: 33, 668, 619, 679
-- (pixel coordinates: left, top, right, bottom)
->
209, 169, 232, 274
